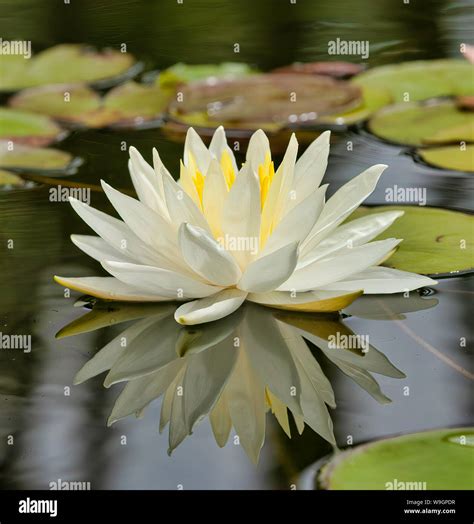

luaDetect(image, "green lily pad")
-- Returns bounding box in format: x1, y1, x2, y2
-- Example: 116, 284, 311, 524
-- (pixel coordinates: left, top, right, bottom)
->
418, 145, 474, 173
0, 44, 140, 91
169, 73, 362, 130
0, 141, 81, 174
367, 100, 474, 146
422, 122, 474, 145
348, 206, 474, 276
353, 59, 474, 103
9, 82, 173, 129
158, 62, 256, 87
272, 61, 364, 79
320, 85, 392, 125
318, 427, 474, 490
0, 107, 66, 146
0, 169, 26, 188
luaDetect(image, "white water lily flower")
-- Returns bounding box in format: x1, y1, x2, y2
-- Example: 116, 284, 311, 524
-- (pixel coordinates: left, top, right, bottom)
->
55, 127, 436, 325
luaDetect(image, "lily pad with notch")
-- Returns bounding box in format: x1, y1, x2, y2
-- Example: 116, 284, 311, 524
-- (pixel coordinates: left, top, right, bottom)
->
158, 62, 257, 88
317, 427, 474, 490
168, 73, 363, 132
9, 82, 174, 129
0, 107, 67, 146
0, 44, 141, 92
0, 141, 82, 175
348, 205, 474, 276
353, 59, 474, 103
367, 100, 474, 146
417, 145, 474, 173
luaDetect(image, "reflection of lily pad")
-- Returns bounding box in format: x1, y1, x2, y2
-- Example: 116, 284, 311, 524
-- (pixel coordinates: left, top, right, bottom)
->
418, 145, 474, 173
9, 82, 172, 129
349, 206, 474, 276
169, 74, 362, 129
0, 108, 66, 146
0, 169, 26, 188
367, 100, 473, 146
0, 44, 140, 91
158, 62, 256, 87
353, 59, 474, 102
0, 141, 82, 174
318, 428, 474, 490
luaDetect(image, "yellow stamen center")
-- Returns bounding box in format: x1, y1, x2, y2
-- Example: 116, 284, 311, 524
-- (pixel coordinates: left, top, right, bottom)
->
220, 150, 236, 189
257, 152, 275, 209
186, 150, 275, 209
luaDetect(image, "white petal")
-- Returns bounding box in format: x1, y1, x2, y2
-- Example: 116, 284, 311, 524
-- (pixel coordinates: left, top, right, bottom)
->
248, 288, 359, 307
174, 289, 247, 325
221, 165, 261, 268
302, 164, 387, 254
279, 238, 401, 291
209, 125, 237, 172
238, 241, 299, 293
317, 266, 437, 294
299, 210, 404, 268
101, 181, 183, 271
184, 127, 211, 173
102, 260, 222, 299
161, 166, 211, 232
68, 197, 160, 266
129, 146, 168, 217
291, 130, 330, 209
260, 133, 298, 244
202, 159, 229, 238
70, 234, 133, 263
245, 129, 270, 171
178, 223, 241, 286
261, 185, 327, 256
53, 276, 169, 301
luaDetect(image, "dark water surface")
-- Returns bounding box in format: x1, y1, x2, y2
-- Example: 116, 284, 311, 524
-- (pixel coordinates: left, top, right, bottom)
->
0, 0, 472, 489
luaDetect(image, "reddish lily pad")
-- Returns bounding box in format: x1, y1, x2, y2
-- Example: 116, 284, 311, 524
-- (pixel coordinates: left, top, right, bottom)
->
0, 44, 140, 92
169, 73, 362, 130
0, 108, 66, 146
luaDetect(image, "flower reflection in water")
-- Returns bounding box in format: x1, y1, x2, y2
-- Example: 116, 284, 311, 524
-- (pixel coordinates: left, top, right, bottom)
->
57, 298, 435, 464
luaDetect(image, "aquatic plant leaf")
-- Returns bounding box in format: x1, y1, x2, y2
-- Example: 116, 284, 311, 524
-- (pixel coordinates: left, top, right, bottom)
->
349, 206, 474, 275
0, 140, 80, 173
320, 85, 392, 125
158, 62, 256, 87
353, 59, 474, 102
418, 145, 474, 173
318, 427, 474, 490
367, 100, 473, 146
169, 73, 362, 129
0, 168, 25, 188
0, 107, 66, 146
9, 82, 172, 129
0, 44, 138, 91
272, 61, 364, 79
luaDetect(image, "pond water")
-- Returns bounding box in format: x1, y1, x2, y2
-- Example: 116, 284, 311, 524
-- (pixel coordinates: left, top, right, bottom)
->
0, 0, 472, 489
